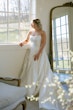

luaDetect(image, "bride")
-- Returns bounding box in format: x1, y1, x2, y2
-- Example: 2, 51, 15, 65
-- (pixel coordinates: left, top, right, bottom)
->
19, 19, 67, 110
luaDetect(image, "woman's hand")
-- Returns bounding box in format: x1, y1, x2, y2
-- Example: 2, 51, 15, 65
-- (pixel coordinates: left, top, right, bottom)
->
19, 42, 23, 47
34, 52, 40, 61
19, 41, 28, 47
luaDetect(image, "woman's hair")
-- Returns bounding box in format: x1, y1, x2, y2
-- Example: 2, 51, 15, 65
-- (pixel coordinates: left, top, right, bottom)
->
33, 19, 42, 30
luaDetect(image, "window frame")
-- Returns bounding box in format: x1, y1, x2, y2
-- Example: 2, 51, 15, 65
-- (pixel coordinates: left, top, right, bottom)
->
0, 0, 36, 44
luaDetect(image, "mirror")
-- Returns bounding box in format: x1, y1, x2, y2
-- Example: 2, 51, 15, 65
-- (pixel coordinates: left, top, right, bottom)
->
49, 2, 73, 75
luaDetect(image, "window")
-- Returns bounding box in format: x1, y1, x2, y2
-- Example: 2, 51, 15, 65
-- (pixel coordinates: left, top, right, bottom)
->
52, 15, 71, 71
0, 0, 36, 43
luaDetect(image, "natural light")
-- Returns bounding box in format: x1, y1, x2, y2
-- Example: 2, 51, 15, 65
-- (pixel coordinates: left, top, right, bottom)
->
0, 0, 36, 43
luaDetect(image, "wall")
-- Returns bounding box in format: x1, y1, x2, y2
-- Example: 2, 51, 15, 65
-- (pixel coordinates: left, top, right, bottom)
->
69, 7, 73, 51
36, 0, 73, 54
0, 45, 26, 78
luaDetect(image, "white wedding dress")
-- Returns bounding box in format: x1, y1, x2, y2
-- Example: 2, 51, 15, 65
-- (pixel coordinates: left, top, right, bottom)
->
19, 34, 66, 110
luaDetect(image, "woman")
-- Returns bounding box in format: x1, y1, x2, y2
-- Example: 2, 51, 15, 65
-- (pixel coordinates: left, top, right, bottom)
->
19, 19, 66, 110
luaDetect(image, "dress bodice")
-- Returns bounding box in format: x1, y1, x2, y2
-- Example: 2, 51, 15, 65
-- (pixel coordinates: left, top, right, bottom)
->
30, 35, 41, 48
29, 35, 41, 54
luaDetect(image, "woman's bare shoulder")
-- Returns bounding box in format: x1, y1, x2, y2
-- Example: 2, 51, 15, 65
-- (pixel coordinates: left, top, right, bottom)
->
28, 31, 32, 35
40, 30, 46, 37
28, 30, 34, 35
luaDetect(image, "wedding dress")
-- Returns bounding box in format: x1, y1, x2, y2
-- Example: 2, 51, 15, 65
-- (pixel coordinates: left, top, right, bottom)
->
19, 34, 67, 110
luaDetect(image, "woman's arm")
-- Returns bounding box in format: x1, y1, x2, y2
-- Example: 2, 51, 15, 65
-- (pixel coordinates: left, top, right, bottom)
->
19, 31, 31, 47
38, 31, 46, 54
34, 31, 46, 60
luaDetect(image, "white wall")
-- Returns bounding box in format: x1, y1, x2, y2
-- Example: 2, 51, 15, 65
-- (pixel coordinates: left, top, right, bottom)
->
36, 0, 73, 54
69, 7, 73, 51
0, 45, 26, 78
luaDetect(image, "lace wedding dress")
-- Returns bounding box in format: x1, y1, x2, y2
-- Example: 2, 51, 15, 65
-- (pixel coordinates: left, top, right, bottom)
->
19, 34, 67, 110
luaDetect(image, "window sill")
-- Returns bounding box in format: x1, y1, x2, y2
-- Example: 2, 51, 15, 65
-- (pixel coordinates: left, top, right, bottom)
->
0, 43, 25, 51
0, 43, 18, 46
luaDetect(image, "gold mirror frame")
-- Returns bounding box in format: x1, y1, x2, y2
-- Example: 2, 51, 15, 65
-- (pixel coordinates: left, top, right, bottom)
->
49, 2, 73, 70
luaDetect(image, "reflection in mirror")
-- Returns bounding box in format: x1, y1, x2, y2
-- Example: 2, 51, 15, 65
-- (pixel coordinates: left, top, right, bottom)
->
52, 7, 72, 72
50, 2, 73, 74
49, 3, 73, 108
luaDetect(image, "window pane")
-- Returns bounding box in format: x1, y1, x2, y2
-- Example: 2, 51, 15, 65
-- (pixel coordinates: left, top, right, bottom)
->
20, 30, 28, 41
20, 13, 30, 22
53, 60, 56, 69
20, 13, 30, 41
20, 13, 30, 30
64, 60, 70, 69
67, 34, 69, 39
62, 34, 69, 44
61, 16, 65, 25
58, 52, 64, 62
56, 18, 60, 27
62, 43, 68, 51
0, 30, 7, 43
8, 13, 19, 42
8, 30, 19, 42
8, 14, 19, 29
20, 0, 30, 13
0, 13, 7, 43
9, 14, 18, 24
57, 44, 62, 52
0, 0, 7, 12
20, 21, 30, 30
63, 52, 68, 58
56, 27, 61, 35
0, 13, 7, 24
61, 25, 66, 34
57, 36, 61, 43
9, 0, 19, 12
62, 34, 67, 43
67, 25, 69, 33
58, 60, 63, 69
